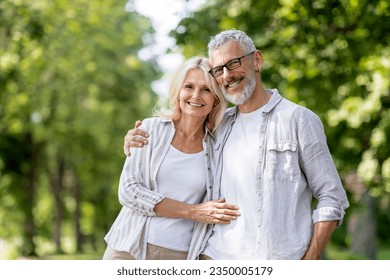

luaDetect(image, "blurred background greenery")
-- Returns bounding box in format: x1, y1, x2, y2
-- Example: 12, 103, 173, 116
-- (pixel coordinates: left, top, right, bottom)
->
0, 0, 389, 260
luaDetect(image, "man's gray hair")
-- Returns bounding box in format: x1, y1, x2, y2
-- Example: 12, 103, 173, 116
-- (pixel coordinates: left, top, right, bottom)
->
208, 29, 256, 57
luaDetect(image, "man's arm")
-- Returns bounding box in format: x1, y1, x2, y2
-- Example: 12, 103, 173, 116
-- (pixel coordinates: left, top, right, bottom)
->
123, 120, 149, 157
297, 108, 349, 259
301, 220, 337, 260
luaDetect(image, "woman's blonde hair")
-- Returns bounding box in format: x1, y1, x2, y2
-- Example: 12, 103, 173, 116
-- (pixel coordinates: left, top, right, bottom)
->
154, 57, 226, 133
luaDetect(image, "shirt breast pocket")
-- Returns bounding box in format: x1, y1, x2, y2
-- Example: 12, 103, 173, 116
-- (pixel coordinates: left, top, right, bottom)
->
266, 141, 299, 182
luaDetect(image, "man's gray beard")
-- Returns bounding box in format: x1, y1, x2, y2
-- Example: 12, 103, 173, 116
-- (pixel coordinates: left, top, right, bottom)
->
221, 76, 256, 105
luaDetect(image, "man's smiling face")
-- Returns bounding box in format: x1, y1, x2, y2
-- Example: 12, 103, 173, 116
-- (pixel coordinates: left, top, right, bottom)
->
210, 41, 256, 105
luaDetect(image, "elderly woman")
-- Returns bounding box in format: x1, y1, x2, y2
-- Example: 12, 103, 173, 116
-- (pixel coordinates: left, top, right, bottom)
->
103, 57, 240, 260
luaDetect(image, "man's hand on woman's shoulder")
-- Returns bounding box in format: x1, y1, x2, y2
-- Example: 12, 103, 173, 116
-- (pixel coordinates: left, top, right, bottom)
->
123, 120, 149, 157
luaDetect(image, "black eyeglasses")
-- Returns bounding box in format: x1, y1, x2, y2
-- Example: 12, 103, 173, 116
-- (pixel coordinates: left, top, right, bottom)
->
209, 51, 255, 78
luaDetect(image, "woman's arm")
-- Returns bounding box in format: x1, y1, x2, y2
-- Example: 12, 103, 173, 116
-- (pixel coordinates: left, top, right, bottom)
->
154, 197, 240, 224
120, 119, 240, 224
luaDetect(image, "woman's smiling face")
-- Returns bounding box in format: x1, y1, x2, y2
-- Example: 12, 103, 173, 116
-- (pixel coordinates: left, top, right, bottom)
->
178, 68, 216, 119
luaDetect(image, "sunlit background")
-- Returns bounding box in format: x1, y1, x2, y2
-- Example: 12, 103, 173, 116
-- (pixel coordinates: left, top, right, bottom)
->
128, 0, 206, 98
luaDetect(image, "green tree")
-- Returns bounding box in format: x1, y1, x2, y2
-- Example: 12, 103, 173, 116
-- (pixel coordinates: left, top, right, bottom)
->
0, 0, 159, 258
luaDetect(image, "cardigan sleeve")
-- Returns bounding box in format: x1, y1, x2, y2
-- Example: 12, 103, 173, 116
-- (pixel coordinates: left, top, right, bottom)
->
118, 118, 165, 216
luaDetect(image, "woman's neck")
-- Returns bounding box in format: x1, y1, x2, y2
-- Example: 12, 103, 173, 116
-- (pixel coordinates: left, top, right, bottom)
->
172, 117, 206, 153
174, 116, 205, 140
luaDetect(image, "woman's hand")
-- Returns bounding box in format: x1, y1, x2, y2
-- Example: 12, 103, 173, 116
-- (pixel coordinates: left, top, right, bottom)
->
189, 198, 240, 224
123, 120, 149, 157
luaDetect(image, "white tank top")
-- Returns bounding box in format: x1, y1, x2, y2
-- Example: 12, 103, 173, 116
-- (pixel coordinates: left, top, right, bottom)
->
147, 145, 206, 251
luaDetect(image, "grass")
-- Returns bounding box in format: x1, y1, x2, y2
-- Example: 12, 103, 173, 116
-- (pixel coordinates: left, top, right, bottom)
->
326, 246, 390, 260
9, 245, 390, 260
21, 253, 103, 260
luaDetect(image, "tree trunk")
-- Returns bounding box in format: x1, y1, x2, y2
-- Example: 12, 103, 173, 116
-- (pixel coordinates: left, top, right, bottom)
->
24, 132, 38, 256
348, 191, 377, 259
72, 172, 83, 253
50, 153, 65, 254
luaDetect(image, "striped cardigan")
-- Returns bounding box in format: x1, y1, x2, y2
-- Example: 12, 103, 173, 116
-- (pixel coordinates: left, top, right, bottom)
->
104, 117, 216, 260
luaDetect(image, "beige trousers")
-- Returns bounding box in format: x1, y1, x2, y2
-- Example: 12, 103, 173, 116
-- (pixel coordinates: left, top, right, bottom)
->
199, 254, 213, 260
103, 243, 188, 260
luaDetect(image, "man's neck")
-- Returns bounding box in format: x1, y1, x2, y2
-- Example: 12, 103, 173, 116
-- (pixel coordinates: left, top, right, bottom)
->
238, 86, 270, 113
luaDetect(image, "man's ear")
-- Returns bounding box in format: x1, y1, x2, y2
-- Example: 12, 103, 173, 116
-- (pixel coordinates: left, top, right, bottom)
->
254, 50, 263, 71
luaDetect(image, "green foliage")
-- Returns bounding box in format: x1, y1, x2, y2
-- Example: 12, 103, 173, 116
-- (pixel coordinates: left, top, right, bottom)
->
0, 0, 159, 258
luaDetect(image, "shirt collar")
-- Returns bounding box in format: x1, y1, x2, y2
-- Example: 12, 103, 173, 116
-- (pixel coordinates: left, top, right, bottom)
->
226, 88, 283, 118
205, 126, 216, 140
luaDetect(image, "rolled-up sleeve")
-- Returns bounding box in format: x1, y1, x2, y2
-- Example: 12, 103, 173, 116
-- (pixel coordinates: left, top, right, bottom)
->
297, 108, 349, 226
